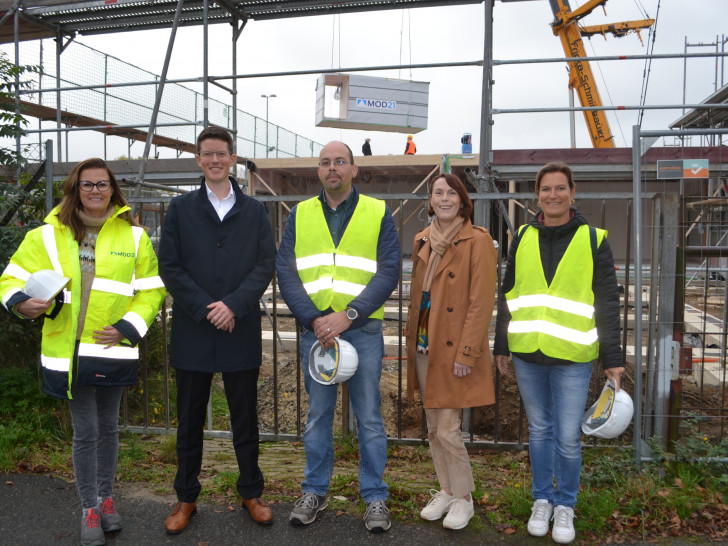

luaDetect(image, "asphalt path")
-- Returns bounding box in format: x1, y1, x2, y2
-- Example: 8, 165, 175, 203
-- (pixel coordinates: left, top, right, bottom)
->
1, 472, 725, 546
0, 471, 529, 545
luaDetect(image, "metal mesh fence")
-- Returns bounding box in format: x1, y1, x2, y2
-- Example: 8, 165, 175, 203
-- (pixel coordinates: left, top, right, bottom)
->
4, 39, 323, 159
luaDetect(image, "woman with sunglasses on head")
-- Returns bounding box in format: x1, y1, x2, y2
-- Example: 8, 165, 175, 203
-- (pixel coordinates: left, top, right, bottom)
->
0, 158, 165, 546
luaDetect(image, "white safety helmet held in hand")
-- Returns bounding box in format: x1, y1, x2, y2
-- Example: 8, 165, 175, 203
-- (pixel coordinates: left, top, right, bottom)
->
582, 378, 634, 439
24, 269, 70, 303
308, 338, 359, 385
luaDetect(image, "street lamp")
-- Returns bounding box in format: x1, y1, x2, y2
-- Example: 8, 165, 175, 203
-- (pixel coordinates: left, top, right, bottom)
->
261, 94, 277, 158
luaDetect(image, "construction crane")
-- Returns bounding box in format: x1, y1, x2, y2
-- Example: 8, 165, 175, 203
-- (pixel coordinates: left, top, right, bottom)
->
548, 0, 654, 148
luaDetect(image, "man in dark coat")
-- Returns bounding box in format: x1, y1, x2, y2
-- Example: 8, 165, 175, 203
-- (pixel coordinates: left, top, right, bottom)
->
362, 138, 372, 156
158, 126, 276, 534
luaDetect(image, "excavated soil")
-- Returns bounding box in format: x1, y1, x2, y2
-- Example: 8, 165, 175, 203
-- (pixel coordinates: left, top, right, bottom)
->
257, 313, 727, 444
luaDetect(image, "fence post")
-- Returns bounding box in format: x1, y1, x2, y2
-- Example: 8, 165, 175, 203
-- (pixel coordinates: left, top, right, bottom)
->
44, 140, 53, 215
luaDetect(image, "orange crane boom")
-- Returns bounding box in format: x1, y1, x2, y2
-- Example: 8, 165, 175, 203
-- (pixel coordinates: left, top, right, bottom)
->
548, 0, 654, 148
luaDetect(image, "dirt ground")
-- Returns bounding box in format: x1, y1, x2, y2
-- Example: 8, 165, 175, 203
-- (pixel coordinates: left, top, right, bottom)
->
256, 311, 727, 444
257, 316, 540, 443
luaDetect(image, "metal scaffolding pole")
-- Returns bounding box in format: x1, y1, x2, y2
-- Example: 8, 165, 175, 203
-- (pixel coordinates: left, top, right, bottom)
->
203, 0, 209, 128
476, 0, 493, 230
132, 0, 185, 217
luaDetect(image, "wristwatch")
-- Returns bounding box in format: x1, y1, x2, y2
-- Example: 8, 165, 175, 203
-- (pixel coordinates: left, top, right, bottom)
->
346, 307, 359, 321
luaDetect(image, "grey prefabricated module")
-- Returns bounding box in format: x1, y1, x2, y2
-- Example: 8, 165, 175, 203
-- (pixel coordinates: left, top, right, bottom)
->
315, 73, 429, 133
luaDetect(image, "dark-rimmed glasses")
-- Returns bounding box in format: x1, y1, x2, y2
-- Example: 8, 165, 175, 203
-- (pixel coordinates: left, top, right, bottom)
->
79, 180, 112, 192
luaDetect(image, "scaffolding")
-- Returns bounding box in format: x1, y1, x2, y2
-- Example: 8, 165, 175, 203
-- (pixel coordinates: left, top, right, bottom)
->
1, 0, 727, 459
2, 38, 323, 162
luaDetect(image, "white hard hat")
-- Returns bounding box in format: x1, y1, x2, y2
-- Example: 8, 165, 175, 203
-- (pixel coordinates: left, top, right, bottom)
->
309, 337, 359, 385
582, 378, 634, 439
24, 269, 70, 303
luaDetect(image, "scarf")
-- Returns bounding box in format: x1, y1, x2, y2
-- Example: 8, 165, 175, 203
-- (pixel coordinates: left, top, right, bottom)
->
421, 215, 465, 292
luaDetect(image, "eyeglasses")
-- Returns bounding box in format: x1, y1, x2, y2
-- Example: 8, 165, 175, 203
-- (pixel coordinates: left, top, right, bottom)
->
199, 151, 231, 159
318, 158, 350, 168
79, 180, 112, 192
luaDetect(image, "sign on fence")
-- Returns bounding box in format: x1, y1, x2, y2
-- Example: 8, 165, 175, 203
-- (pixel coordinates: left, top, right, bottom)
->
657, 159, 709, 179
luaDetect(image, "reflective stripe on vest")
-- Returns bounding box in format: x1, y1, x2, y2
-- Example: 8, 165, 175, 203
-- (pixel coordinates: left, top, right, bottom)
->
133, 276, 165, 291
41, 354, 71, 372
1, 287, 22, 307
122, 311, 149, 338
3, 263, 30, 282
506, 224, 606, 362
41, 223, 72, 304
42, 224, 64, 275
294, 195, 385, 318
78, 342, 139, 360
92, 277, 135, 297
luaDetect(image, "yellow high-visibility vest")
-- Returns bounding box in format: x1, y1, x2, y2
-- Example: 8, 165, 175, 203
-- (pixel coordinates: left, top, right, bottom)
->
0, 205, 166, 398
506, 224, 606, 362
294, 194, 385, 319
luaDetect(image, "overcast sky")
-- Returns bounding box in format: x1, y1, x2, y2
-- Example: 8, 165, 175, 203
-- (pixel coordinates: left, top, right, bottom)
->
11, 0, 728, 160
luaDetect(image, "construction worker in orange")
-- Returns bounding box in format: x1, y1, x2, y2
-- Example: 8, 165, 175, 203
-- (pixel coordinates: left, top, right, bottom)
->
404, 135, 417, 155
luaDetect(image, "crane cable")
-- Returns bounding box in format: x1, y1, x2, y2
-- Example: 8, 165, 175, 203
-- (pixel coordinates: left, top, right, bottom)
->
399, 9, 414, 128
637, 0, 661, 127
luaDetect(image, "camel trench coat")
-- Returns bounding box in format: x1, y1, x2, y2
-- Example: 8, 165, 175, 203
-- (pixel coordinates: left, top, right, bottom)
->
406, 220, 497, 408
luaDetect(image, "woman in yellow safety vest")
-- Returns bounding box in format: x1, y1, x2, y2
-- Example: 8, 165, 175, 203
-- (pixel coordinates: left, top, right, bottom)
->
406, 174, 497, 530
0, 158, 165, 546
493, 162, 624, 545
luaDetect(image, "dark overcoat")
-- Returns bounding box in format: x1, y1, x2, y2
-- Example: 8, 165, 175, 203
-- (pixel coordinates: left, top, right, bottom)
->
158, 177, 276, 372
406, 220, 497, 408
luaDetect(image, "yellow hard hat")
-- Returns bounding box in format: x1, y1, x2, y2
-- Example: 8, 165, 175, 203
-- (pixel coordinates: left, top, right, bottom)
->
407, 135, 413, 139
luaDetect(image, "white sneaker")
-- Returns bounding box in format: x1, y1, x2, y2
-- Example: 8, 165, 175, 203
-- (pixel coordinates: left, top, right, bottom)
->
420, 489, 454, 521
442, 497, 474, 530
527, 499, 553, 537
551, 505, 576, 544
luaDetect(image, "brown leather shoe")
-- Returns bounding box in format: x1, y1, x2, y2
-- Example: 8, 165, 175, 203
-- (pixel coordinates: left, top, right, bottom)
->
242, 497, 273, 525
165, 501, 197, 534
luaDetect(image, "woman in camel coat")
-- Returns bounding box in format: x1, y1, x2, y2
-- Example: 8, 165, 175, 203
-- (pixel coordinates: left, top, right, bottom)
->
405, 173, 497, 530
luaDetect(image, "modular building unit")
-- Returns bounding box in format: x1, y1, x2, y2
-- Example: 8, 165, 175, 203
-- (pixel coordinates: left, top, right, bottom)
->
315, 73, 429, 133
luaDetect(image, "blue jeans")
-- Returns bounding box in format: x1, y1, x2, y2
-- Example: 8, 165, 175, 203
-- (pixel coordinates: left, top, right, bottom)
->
513, 356, 593, 508
300, 320, 389, 503
68, 385, 124, 509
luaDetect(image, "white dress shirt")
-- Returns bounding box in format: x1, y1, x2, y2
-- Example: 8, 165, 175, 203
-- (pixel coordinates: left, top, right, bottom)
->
205, 180, 236, 221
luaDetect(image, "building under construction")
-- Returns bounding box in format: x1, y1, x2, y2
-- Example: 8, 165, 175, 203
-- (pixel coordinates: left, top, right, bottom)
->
1, 0, 727, 458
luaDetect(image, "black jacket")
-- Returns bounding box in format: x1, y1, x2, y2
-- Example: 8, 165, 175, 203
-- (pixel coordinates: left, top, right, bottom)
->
493, 209, 622, 369
158, 177, 276, 372
362, 141, 372, 156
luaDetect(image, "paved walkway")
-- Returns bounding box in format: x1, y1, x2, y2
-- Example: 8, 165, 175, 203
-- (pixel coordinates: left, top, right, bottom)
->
0, 471, 528, 545
2, 471, 726, 546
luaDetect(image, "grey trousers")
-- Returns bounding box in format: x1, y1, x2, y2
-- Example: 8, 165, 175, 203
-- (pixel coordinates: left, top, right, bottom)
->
68, 385, 124, 508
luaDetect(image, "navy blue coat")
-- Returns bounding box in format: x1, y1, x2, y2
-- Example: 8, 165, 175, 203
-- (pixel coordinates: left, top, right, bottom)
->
158, 177, 276, 372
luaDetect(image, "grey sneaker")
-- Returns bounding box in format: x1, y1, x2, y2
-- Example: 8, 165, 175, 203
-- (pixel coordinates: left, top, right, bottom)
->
364, 499, 391, 533
99, 496, 122, 532
80, 506, 105, 546
289, 493, 327, 525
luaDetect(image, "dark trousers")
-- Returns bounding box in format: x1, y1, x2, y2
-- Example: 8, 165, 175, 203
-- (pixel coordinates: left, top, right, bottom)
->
173, 368, 264, 501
